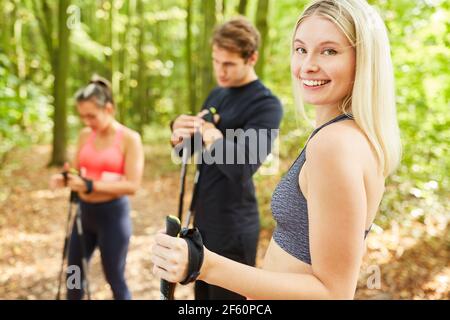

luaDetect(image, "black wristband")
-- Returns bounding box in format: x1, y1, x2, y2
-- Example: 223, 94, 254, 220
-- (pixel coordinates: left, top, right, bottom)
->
202, 112, 213, 123
202, 107, 218, 124
179, 227, 204, 285
82, 178, 94, 194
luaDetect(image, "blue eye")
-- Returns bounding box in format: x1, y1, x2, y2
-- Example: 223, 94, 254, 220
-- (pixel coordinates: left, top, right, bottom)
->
295, 47, 307, 54
323, 49, 337, 56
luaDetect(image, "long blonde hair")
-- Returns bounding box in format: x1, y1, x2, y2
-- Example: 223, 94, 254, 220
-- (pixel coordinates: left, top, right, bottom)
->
292, 0, 401, 177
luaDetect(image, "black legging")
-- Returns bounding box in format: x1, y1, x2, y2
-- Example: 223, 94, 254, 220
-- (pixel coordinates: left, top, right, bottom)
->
67, 196, 132, 300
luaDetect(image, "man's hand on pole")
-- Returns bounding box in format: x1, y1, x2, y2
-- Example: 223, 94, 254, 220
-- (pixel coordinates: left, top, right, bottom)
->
170, 115, 205, 147
201, 122, 223, 150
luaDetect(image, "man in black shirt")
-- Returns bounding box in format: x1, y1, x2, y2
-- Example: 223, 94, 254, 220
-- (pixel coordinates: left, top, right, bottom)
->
170, 18, 283, 300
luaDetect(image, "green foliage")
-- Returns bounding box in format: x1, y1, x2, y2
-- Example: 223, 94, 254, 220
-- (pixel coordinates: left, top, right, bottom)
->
376, 0, 450, 228
0, 54, 51, 161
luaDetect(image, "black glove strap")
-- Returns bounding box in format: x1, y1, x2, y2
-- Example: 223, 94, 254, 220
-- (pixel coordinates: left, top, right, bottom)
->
82, 177, 94, 194
179, 227, 204, 285
61, 171, 69, 186
61, 171, 80, 202
202, 107, 218, 124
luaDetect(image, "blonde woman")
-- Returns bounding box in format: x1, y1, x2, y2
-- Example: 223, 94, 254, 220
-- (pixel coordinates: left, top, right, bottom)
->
151, 0, 401, 299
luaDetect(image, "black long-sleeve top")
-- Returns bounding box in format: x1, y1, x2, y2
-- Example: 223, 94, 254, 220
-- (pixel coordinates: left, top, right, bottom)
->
191, 79, 283, 234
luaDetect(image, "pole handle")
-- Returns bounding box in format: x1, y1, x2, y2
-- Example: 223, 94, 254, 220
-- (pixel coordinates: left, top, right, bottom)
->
160, 215, 181, 300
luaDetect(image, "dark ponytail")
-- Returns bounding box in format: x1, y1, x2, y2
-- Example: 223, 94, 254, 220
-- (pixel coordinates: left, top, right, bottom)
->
75, 74, 114, 108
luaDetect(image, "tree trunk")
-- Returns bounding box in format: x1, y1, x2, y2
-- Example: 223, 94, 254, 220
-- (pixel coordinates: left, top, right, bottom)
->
136, 0, 146, 134
13, 9, 27, 129
31, 0, 54, 63
199, 0, 216, 109
236, 0, 248, 15
0, 2, 11, 55
186, 0, 196, 114
255, 0, 269, 80
50, 0, 71, 166
121, 0, 136, 125
110, 0, 121, 122
222, 0, 226, 15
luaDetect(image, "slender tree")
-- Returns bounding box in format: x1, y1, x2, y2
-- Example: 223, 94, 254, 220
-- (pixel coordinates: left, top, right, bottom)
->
221, 0, 226, 15
110, 0, 121, 121
136, 0, 147, 133
186, 0, 196, 114
255, 0, 270, 80
198, 0, 216, 109
236, 0, 248, 15
32, 0, 71, 165
13, 3, 27, 127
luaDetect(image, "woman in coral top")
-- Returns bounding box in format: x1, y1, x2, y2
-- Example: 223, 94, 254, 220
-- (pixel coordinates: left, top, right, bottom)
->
50, 75, 144, 300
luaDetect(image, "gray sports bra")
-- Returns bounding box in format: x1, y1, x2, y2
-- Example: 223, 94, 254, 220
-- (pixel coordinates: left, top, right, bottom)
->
271, 114, 371, 265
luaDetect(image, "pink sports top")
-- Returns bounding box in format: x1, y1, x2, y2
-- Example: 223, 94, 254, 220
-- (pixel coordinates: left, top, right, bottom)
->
78, 126, 125, 181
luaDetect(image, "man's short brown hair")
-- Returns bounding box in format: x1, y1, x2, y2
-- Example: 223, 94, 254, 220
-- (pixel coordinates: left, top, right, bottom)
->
212, 17, 261, 61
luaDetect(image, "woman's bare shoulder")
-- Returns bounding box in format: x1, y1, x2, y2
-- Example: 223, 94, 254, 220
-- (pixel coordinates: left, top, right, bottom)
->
308, 120, 370, 160
121, 125, 142, 147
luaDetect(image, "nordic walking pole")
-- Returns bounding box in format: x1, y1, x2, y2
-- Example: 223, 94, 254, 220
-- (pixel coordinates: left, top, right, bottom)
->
160, 215, 181, 300
184, 107, 217, 229
183, 166, 200, 229
178, 148, 189, 221
56, 171, 77, 300
74, 206, 92, 300
160, 108, 218, 299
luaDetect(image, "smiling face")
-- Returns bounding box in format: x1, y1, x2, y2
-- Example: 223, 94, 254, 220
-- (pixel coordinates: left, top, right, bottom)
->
212, 45, 258, 88
291, 15, 356, 110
